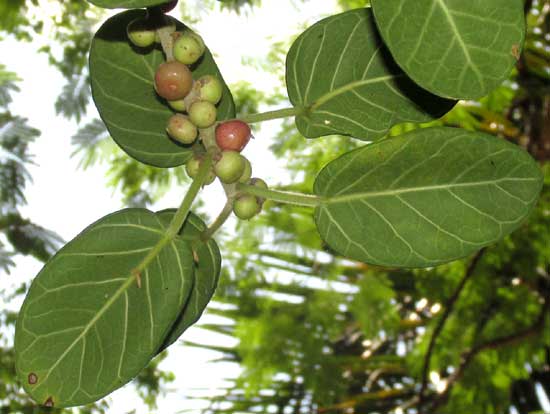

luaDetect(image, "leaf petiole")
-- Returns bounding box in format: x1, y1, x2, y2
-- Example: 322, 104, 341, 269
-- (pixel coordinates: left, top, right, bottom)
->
237, 106, 305, 124
236, 183, 321, 207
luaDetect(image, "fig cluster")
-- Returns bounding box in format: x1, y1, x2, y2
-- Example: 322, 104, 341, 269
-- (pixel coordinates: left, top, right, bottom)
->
126, 6, 266, 221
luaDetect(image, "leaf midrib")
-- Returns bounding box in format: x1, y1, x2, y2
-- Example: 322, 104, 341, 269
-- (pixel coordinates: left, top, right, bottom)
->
31, 270, 136, 393
320, 177, 538, 205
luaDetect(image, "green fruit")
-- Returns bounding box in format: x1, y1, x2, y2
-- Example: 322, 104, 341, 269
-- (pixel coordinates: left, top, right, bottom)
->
166, 114, 197, 144
214, 151, 245, 184
173, 31, 206, 65
196, 75, 223, 104
233, 195, 261, 220
168, 99, 186, 112
238, 157, 252, 183
185, 157, 201, 178
188, 101, 217, 128
250, 177, 268, 203
127, 18, 156, 48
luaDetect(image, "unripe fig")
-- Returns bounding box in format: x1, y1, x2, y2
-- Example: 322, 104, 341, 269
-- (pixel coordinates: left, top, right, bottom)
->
238, 157, 252, 183
215, 120, 251, 152
233, 195, 261, 220
250, 177, 268, 204
166, 114, 197, 144
154, 61, 193, 101
189, 101, 217, 128
185, 157, 201, 178
214, 151, 245, 184
186, 157, 216, 185
160, 0, 178, 13
168, 98, 186, 112
127, 18, 156, 48
196, 75, 223, 104
173, 31, 206, 65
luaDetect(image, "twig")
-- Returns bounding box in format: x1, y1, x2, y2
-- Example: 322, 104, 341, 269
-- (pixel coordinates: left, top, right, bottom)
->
429, 297, 550, 413
418, 249, 486, 411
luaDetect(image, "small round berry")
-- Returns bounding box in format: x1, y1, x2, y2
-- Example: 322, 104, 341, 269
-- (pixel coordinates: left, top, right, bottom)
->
127, 18, 156, 48
233, 195, 261, 220
214, 151, 245, 184
238, 157, 252, 183
188, 101, 217, 128
154, 61, 193, 101
166, 114, 197, 144
160, 0, 178, 13
173, 31, 206, 65
196, 75, 223, 105
185, 157, 201, 178
168, 98, 186, 112
215, 120, 251, 152
250, 177, 268, 204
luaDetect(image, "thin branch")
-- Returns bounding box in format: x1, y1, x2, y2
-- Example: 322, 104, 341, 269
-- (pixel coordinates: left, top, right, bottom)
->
418, 249, 486, 410
429, 296, 550, 413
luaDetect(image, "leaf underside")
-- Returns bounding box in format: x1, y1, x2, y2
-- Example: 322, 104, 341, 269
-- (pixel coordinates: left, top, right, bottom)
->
15, 209, 195, 408
285, 8, 455, 141
371, 0, 525, 99
314, 127, 543, 268
156, 210, 221, 352
86, 0, 168, 9
89, 10, 235, 168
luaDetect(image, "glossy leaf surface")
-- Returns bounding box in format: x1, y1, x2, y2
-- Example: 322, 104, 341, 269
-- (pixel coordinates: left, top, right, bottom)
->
15, 209, 194, 407
314, 127, 543, 267
87, 0, 168, 9
89, 10, 235, 167
371, 0, 525, 99
156, 210, 221, 352
285, 8, 455, 141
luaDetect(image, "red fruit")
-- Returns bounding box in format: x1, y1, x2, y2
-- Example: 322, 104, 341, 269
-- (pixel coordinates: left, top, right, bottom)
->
154, 61, 192, 101
160, 0, 178, 13
215, 120, 252, 152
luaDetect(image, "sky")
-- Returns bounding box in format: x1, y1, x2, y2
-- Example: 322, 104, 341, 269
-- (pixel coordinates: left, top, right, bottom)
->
2, 0, 339, 412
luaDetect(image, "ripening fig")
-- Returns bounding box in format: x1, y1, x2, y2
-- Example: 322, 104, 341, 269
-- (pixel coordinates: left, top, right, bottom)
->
154, 61, 193, 101
215, 120, 251, 152
188, 101, 217, 128
196, 75, 223, 105
214, 151, 245, 184
233, 195, 261, 220
160, 0, 178, 13
166, 114, 197, 144
127, 18, 156, 48
173, 31, 206, 65
238, 157, 252, 183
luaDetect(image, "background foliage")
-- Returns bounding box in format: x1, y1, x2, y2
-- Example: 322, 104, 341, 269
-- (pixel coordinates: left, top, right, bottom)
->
1, 0, 549, 413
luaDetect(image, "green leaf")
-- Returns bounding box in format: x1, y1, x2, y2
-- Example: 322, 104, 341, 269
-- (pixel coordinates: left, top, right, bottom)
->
86, 0, 168, 9
371, 0, 525, 99
314, 127, 543, 267
285, 8, 455, 141
155, 210, 221, 352
15, 209, 195, 408
89, 10, 235, 168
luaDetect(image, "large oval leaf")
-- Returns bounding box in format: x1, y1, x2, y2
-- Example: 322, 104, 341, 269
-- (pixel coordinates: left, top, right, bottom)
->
156, 210, 221, 352
90, 10, 235, 167
15, 209, 194, 408
285, 8, 455, 141
371, 0, 525, 99
314, 127, 543, 268
87, 0, 167, 9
